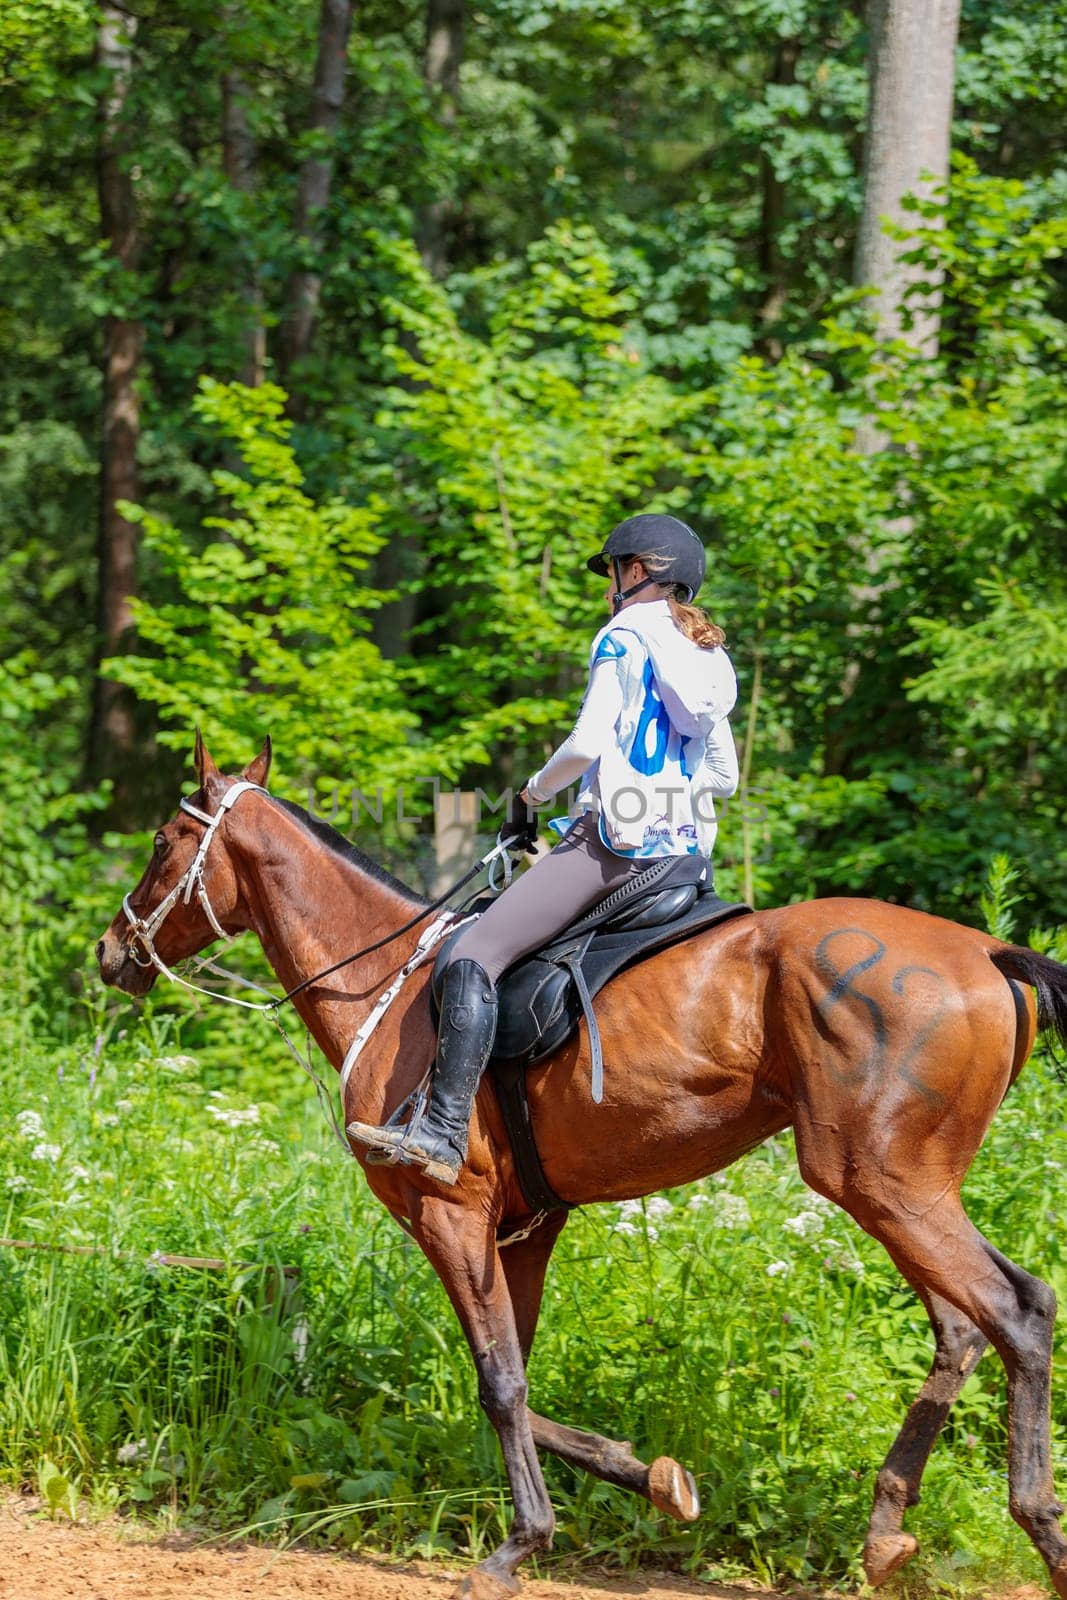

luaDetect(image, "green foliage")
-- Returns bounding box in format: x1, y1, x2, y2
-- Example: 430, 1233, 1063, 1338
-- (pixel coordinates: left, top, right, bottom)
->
0, 657, 112, 1039
369, 224, 706, 770
106, 381, 421, 804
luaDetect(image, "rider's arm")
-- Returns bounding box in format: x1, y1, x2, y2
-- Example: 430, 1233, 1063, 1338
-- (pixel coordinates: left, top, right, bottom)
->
524, 646, 627, 804
697, 718, 739, 798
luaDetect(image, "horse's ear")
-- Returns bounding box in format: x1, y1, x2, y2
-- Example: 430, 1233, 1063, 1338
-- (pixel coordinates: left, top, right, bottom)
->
242, 736, 272, 788
193, 727, 222, 791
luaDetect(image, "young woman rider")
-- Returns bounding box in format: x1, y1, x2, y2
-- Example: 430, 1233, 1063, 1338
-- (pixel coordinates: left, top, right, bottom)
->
347, 513, 739, 1184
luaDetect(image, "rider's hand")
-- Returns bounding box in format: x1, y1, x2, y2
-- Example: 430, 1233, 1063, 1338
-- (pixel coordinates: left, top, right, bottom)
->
498, 789, 539, 855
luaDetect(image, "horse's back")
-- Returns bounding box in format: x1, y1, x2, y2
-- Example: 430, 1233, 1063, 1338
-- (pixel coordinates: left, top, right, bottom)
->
522, 895, 1031, 1208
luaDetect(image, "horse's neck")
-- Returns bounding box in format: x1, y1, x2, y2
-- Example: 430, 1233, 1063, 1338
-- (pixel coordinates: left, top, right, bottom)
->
235, 807, 428, 1084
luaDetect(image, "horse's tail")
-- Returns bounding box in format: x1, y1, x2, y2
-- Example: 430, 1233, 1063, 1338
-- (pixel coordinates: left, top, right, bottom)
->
990, 944, 1067, 1055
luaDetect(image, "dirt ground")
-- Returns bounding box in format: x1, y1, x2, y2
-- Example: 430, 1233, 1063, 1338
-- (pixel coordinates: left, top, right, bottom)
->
0, 1497, 776, 1600
0, 1498, 1052, 1600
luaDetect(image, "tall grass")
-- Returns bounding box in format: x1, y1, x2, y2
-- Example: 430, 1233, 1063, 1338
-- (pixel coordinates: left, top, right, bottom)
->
0, 889, 1065, 1588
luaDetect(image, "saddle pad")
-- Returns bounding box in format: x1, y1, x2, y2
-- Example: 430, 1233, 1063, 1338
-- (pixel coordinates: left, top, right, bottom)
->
489, 891, 750, 1216
491, 890, 750, 1068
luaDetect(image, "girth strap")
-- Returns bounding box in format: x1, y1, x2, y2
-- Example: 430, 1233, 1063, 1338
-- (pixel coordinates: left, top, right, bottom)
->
491, 1058, 574, 1216
560, 949, 605, 1103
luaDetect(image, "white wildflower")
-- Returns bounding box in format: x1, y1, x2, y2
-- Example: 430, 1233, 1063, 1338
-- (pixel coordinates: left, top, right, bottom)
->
115, 1100, 133, 1113
16, 1111, 44, 1139
782, 1209, 826, 1239
645, 1196, 673, 1218
709, 1192, 751, 1230
207, 1104, 261, 1128
155, 1055, 198, 1074
30, 1143, 62, 1163
98, 1113, 119, 1128
609, 1218, 659, 1241
6, 1175, 30, 1193
117, 1439, 148, 1465
69, 1164, 91, 1181
687, 1193, 712, 1209
766, 1260, 792, 1278
617, 1198, 644, 1217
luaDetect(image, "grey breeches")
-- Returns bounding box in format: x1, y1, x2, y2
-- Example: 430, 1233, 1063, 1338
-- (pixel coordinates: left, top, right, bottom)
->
447, 813, 655, 985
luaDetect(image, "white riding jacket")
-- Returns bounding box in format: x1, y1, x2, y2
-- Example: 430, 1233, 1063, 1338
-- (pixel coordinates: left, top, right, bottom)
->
526, 600, 738, 858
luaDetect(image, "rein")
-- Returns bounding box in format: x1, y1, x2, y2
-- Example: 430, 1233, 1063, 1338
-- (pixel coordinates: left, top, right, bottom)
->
122, 779, 514, 1014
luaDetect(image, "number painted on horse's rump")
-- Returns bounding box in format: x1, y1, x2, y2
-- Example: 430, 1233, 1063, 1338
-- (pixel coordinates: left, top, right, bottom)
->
814, 927, 889, 1082
890, 965, 950, 1105
96, 744, 1067, 1600
812, 927, 949, 1105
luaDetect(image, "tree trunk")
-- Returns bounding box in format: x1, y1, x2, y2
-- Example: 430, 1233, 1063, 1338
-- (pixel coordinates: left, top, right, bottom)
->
853, 0, 961, 355
223, 68, 265, 387
373, 0, 466, 660
278, 0, 355, 385
415, 0, 465, 279
87, 4, 143, 810
757, 39, 799, 359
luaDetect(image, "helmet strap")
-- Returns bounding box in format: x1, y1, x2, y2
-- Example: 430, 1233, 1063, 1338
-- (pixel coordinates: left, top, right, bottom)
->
611, 555, 662, 614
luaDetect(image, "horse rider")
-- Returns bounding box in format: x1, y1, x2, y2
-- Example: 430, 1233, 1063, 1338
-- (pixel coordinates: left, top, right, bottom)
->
347, 513, 739, 1183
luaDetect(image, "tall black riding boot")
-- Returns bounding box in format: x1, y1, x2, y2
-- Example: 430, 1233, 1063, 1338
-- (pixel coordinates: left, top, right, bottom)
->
346, 958, 498, 1185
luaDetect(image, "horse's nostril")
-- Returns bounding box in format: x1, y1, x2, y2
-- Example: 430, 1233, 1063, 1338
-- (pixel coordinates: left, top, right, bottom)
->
95, 939, 106, 964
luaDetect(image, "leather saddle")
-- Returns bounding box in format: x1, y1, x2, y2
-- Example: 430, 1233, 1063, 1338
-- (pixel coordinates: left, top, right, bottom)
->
428, 857, 748, 1094
430, 855, 750, 1212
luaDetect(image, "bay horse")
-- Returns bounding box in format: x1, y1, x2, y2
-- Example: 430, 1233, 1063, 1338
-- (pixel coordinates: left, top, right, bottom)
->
96, 736, 1067, 1599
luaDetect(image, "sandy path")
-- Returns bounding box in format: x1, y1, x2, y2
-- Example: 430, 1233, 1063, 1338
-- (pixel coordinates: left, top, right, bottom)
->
0, 1499, 1050, 1600
0, 1498, 768, 1600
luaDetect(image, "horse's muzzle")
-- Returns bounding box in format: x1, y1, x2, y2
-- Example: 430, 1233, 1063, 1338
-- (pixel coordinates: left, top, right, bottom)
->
96, 928, 157, 997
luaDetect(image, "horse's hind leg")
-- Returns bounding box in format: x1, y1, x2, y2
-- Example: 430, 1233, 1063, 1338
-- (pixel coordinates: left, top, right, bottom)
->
500, 1215, 700, 1523
864, 1288, 988, 1584
805, 1161, 1067, 1596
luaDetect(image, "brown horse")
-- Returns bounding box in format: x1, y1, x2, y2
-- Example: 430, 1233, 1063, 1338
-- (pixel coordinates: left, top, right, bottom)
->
96, 736, 1067, 1599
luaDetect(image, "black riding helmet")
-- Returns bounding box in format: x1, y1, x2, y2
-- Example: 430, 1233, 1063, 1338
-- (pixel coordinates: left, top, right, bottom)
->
587, 513, 706, 614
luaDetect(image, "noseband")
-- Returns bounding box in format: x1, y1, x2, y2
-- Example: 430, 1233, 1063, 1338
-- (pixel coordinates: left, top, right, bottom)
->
121, 779, 266, 981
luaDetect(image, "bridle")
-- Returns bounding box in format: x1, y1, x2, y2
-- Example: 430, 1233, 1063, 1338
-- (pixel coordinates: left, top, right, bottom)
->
121, 780, 273, 1008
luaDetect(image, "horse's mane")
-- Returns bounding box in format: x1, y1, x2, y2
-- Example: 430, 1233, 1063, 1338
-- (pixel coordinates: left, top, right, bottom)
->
272, 797, 428, 908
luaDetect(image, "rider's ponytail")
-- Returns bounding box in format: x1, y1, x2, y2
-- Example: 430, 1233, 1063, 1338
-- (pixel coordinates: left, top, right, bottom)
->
636, 549, 727, 650
666, 595, 726, 650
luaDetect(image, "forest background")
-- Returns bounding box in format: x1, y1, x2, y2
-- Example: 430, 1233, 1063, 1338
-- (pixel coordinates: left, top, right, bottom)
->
1, 0, 1067, 1590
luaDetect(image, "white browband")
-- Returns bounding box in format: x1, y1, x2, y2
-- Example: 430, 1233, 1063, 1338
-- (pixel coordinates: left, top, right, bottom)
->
121, 780, 274, 1009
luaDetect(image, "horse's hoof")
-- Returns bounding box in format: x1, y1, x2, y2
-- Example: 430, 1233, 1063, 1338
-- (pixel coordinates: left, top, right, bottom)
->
864, 1532, 919, 1585
647, 1455, 701, 1522
1051, 1554, 1067, 1599
453, 1571, 521, 1600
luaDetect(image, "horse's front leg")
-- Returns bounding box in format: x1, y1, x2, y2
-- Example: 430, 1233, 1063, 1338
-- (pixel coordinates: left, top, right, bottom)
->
414, 1195, 554, 1598
499, 1211, 700, 1523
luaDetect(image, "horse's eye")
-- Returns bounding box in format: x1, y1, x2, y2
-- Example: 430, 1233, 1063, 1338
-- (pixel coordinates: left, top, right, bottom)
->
154, 833, 169, 856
